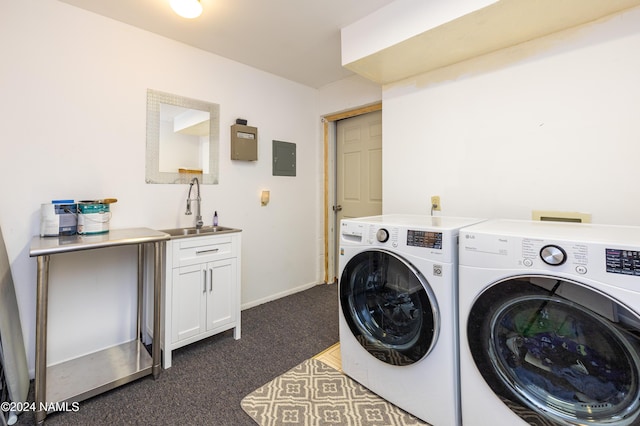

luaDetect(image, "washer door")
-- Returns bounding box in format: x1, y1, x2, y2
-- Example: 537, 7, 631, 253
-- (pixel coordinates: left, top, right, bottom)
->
468, 276, 640, 426
340, 249, 438, 366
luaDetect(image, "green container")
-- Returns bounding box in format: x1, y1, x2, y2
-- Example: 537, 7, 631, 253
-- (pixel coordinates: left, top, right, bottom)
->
77, 201, 111, 234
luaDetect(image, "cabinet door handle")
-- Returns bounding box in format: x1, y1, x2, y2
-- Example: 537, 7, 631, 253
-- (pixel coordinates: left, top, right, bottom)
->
203, 270, 207, 293
209, 268, 213, 292
196, 248, 219, 255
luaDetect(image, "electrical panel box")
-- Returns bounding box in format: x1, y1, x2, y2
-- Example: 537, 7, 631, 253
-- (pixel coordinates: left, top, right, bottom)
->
231, 124, 258, 161
272, 140, 296, 176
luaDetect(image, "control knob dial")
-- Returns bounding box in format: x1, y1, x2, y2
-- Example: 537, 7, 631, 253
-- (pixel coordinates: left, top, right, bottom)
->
540, 245, 566, 266
376, 228, 389, 243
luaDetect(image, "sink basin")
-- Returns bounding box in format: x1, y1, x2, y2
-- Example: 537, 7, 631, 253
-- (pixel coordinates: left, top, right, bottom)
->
161, 226, 238, 239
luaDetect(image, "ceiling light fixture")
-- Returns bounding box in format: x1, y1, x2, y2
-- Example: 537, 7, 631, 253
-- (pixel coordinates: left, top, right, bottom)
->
170, 0, 203, 19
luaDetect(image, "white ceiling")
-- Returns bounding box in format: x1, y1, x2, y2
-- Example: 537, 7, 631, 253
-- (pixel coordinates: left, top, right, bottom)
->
57, 0, 396, 88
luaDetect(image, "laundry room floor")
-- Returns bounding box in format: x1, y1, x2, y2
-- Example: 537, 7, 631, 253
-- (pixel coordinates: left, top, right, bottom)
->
313, 342, 342, 371
16, 284, 339, 426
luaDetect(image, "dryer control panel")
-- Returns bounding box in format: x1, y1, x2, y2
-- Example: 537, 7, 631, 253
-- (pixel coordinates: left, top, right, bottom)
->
606, 248, 640, 276
460, 219, 640, 285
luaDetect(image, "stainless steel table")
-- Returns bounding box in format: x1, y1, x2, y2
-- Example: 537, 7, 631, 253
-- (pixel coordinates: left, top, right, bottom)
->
29, 228, 169, 425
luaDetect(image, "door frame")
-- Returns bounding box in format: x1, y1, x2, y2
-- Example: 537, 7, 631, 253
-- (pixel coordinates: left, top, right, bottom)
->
322, 102, 382, 283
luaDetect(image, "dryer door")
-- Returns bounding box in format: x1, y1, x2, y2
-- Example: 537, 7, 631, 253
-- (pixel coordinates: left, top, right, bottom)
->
340, 249, 438, 366
468, 276, 640, 426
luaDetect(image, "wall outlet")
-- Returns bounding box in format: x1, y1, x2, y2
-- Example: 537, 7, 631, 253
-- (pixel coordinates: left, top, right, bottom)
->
431, 196, 441, 211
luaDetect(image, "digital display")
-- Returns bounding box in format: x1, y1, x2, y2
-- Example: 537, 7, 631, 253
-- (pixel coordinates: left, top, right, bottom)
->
606, 248, 640, 276
407, 230, 442, 249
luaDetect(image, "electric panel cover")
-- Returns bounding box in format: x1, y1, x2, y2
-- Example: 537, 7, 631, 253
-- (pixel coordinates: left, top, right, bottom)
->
231, 124, 258, 161
272, 140, 296, 176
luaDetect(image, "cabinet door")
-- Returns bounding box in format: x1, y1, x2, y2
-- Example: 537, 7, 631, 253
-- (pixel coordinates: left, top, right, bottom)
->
205, 258, 237, 332
172, 264, 207, 343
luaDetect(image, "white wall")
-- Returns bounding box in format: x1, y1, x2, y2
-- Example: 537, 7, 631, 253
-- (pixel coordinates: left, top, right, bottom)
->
318, 74, 382, 116
382, 7, 640, 226
0, 0, 325, 374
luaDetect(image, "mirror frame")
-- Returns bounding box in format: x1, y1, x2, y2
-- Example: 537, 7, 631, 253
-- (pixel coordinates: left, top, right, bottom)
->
146, 89, 220, 184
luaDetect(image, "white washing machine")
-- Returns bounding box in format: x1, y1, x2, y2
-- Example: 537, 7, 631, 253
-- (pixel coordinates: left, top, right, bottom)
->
459, 219, 640, 426
339, 214, 485, 425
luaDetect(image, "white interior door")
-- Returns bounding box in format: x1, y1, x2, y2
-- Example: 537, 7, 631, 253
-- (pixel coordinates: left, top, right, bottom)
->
336, 110, 383, 222
334, 110, 383, 280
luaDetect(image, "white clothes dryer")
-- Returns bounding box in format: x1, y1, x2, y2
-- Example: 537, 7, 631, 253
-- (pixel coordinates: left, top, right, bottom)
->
339, 214, 485, 425
459, 219, 640, 426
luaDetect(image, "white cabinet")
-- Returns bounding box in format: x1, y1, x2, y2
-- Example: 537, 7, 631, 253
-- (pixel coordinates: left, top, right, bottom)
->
163, 232, 241, 368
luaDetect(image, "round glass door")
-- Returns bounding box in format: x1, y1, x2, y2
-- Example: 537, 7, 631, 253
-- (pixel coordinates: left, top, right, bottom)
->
340, 249, 438, 366
468, 276, 640, 425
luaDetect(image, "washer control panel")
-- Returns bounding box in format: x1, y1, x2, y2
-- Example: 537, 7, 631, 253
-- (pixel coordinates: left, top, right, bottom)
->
376, 228, 389, 243
341, 221, 445, 250
407, 229, 443, 249
367, 226, 399, 246
341, 215, 473, 264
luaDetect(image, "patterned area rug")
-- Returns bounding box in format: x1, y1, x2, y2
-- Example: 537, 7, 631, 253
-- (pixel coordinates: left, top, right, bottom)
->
241, 358, 429, 426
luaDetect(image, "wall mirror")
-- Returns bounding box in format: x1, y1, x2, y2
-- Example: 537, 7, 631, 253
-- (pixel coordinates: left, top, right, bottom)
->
146, 89, 220, 184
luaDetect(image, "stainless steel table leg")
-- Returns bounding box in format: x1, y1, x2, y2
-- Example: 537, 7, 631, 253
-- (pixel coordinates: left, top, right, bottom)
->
35, 255, 50, 425
137, 245, 144, 341
152, 241, 162, 378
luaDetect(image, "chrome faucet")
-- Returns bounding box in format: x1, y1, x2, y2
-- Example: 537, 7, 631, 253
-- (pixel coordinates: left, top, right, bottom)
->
185, 177, 203, 229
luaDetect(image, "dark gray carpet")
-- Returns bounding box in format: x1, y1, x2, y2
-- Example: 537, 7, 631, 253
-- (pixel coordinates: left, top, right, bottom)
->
16, 283, 338, 425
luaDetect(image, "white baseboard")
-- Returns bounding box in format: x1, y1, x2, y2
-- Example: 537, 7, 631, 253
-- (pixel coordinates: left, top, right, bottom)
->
241, 281, 325, 310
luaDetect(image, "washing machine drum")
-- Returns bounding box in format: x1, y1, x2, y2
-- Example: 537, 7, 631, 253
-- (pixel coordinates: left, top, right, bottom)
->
340, 249, 438, 366
468, 276, 640, 426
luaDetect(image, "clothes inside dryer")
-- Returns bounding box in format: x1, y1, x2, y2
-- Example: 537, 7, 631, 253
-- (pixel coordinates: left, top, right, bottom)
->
340, 249, 438, 366
468, 276, 640, 426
